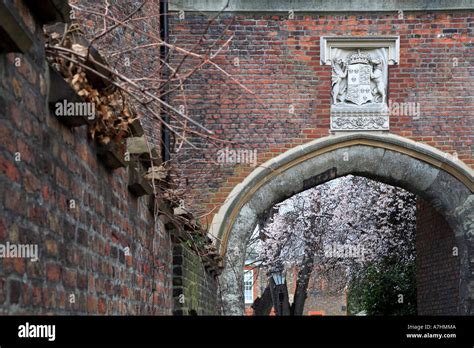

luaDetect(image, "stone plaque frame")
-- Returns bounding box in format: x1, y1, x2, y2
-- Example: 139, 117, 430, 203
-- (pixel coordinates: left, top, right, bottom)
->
321, 36, 400, 131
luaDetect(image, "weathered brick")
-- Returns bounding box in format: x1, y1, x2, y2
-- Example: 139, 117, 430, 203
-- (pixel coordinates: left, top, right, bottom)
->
23, 168, 41, 193
32, 286, 42, 306
4, 187, 22, 213
21, 283, 31, 306
26, 260, 42, 279
77, 272, 88, 290
87, 295, 97, 314
16, 138, 33, 164
13, 258, 26, 275
63, 268, 77, 288
9, 279, 21, 304
44, 239, 58, 256
16, 57, 37, 86
0, 218, 6, 241
98, 297, 107, 314
46, 263, 61, 282
11, 78, 22, 99
0, 156, 20, 182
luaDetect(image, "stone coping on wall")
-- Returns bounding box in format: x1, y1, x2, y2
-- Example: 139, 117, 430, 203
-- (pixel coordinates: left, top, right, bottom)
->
169, 0, 474, 12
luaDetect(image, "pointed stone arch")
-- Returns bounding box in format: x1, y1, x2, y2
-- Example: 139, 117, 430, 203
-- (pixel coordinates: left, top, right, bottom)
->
210, 133, 474, 315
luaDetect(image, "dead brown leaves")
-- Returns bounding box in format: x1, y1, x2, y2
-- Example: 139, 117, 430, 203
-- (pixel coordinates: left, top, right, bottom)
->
45, 25, 137, 145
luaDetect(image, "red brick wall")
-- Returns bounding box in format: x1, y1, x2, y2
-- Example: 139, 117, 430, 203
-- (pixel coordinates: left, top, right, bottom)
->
0, 0, 172, 314
416, 197, 459, 315
169, 11, 474, 224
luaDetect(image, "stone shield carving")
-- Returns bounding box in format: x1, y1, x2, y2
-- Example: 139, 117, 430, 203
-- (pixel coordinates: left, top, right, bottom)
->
321, 37, 399, 131
331, 49, 386, 107
346, 63, 373, 105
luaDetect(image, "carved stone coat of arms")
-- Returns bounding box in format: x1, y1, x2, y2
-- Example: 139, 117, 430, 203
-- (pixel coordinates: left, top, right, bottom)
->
332, 49, 386, 107
321, 36, 399, 131
329, 48, 390, 130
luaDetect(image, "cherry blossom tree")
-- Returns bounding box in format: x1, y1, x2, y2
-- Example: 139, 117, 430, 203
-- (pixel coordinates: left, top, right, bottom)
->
247, 175, 416, 315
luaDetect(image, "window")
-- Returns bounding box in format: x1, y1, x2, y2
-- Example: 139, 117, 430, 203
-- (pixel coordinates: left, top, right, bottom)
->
244, 270, 254, 304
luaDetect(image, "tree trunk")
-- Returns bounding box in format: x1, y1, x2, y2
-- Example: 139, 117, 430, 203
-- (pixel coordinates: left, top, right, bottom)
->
251, 285, 273, 315
291, 255, 314, 316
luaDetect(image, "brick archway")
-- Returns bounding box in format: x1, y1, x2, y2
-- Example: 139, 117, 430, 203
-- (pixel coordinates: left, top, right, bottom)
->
211, 133, 473, 315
